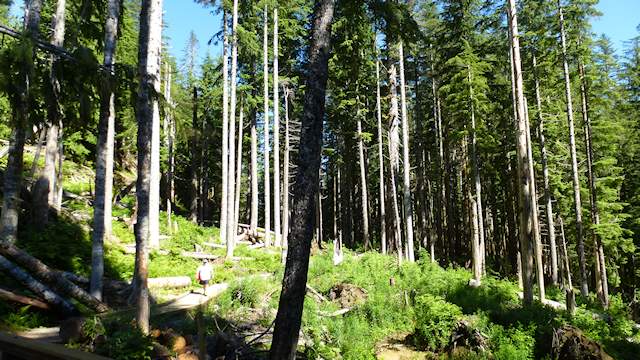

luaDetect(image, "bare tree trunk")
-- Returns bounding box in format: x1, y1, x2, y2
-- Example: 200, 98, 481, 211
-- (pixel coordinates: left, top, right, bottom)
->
134, 0, 163, 334
91, 0, 121, 300
263, 4, 271, 247
388, 62, 403, 263
28, 128, 46, 179
273, 7, 281, 248
0, 0, 42, 244
0, 242, 108, 313
282, 88, 291, 252
524, 98, 545, 301
469, 68, 485, 276
165, 62, 175, 233
190, 85, 200, 224
559, 216, 576, 314
533, 53, 558, 287
558, 0, 588, 297
579, 61, 608, 307
234, 105, 244, 233
398, 42, 414, 262
507, 0, 535, 305
250, 89, 259, 234
269, 1, 335, 357
376, 58, 386, 255
31, 0, 66, 228
0, 255, 75, 315
220, 11, 229, 241
357, 113, 370, 250
226, 0, 239, 258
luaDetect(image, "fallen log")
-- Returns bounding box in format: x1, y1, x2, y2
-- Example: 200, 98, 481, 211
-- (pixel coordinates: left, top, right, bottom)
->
203, 242, 226, 249
0, 255, 75, 315
59, 272, 129, 292
318, 308, 351, 317
0, 243, 109, 313
306, 285, 328, 302
148, 276, 191, 289
0, 287, 50, 310
181, 252, 220, 260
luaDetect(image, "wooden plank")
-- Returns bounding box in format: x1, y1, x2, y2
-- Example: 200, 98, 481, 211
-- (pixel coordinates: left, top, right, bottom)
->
0, 331, 111, 360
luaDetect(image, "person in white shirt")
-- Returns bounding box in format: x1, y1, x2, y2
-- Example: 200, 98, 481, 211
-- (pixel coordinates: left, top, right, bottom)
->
196, 259, 213, 294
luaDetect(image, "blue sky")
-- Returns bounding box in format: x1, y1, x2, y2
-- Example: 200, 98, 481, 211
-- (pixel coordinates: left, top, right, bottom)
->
8, 0, 640, 64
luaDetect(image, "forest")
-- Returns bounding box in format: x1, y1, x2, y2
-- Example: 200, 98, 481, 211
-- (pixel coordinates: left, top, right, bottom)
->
0, 0, 640, 358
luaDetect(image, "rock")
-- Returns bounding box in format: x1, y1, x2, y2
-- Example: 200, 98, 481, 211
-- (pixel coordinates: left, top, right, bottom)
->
328, 283, 368, 308
59, 317, 86, 344
552, 325, 613, 360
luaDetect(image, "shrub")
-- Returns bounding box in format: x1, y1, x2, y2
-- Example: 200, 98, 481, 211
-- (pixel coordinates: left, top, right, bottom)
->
413, 294, 463, 351
95, 324, 154, 360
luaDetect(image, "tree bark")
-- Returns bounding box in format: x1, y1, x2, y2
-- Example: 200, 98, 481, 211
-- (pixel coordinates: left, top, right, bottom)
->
263, 5, 271, 247
190, 86, 200, 224
91, 0, 121, 300
269, 1, 335, 357
357, 112, 370, 250
507, 0, 535, 305
0, 242, 108, 313
31, 0, 66, 228
0, 255, 75, 315
226, 0, 239, 258
375, 58, 386, 255
220, 11, 229, 242
533, 53, 558, 287
134, 0, 163, 334
388, 61, 403, 263
579, 61, 609, 306
469, 68, 485, 277
558, 0, 588, 297
234, 105, 244, 237
0, 0, 42, 244
398, 41, 414, 262
273, 7, 281, 248
282, 88, 291, 252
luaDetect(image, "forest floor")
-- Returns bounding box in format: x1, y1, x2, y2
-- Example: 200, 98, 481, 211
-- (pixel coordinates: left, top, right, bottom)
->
2, 153, 640, 359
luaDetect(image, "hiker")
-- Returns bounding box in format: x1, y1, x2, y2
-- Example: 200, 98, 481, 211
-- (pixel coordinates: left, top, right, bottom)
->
196, 259, 213, 295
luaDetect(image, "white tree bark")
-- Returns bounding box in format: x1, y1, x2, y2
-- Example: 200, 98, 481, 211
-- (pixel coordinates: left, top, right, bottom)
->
388, 62, 403, 263
282, 88, 291, 251
263, 4, 271, 247
134, 0, 163, 334
399, 42, 414, 262
220, 12, 229, 243
357, 113, 370, 250
376, 58, 386, 255
226, 0, 239, 258
234, 105, 244, 232
250, 94, 259, 234
273, 8, 281, 248
90, 0, 121, 300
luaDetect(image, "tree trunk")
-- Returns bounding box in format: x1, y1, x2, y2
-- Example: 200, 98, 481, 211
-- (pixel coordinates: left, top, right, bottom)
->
398, 42, 414, 262
234, 105, 244, 236
226, 0, 239, 258
376, 58, 386, 255
164, 62, 175, 233
0, 242, 108, 313
579, 61, 609, 307
357, 114, 370, 250
524, 98, 545, 301
269, 1, 335, 357
220, 11, 229, 242
190, 86, 200, 224
388, 61, 403, 263
507, 0, 535, 305
31, 0, 66, 229
282, 88, 291, 252
559, 216, 576, 314
250, 85, 259, 235
91, 0, 121, 300
273, 7, 281, 248
263, 4, 271, 247
134, 0, 163, 334
558, 0, 588, 297
0, 0, 42, 244
469, 68, 485, 276
533, 53, 558, 287
0, 255, 75, 315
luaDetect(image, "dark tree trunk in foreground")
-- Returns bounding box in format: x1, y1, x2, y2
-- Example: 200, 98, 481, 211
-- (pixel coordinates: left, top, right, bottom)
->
134, 0, 163, 334
91, 0, 121, 301
269, 1, 335, 358
0, 0, 42, 244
